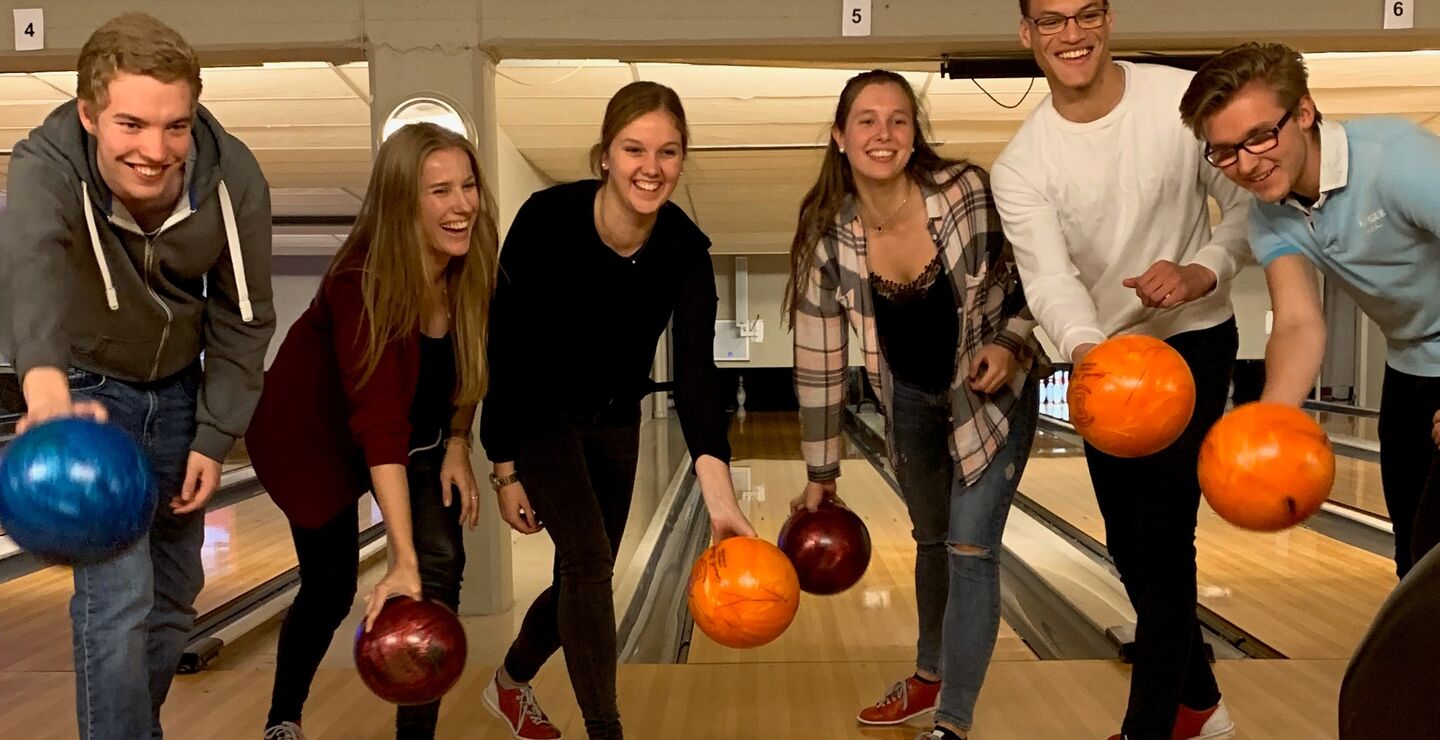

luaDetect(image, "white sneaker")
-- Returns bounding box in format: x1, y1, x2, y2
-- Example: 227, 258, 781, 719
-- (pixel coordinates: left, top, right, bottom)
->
263, 722, 306, 740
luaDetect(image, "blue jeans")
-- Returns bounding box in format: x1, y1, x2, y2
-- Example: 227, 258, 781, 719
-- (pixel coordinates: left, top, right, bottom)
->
890, 377, 1038, 731
67, 365, 205, 740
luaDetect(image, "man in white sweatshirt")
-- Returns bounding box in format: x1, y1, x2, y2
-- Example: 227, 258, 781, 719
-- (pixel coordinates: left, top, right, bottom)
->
991, 3, 1251, 740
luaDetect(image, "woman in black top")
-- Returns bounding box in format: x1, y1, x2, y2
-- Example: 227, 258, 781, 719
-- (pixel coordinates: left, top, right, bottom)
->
478, 81, 756, 740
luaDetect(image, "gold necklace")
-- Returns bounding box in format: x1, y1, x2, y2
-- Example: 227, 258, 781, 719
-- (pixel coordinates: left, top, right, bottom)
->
864, 184, 912, 233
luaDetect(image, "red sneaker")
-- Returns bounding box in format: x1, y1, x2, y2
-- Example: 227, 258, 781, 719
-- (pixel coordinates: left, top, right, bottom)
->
857, 675, 941, 725
1174, 700, 1235, 740
1105, 701, 1235, 740
482, 671, 563, 739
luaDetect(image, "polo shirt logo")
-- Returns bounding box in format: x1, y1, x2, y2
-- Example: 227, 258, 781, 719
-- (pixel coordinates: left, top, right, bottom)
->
1359, 208, 1388, 233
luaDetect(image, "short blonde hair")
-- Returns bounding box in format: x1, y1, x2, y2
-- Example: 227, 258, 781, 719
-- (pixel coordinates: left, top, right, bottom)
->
77, 13, 202, 111
1180, 42, 1320, 137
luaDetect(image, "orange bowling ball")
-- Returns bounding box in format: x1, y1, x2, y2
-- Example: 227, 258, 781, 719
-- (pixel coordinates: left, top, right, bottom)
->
1068, 335, 1196, 457
687, 536, 800, 649
1198, 402, 1335, 531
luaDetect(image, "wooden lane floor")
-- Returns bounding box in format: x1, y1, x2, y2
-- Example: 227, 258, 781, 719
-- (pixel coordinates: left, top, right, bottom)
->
1328, 453, 1388, 520
0, 411, 1353, 739
1018, 449, 1396, 660
0, 658, 1345, 738
688, 458, 1037, 666
0, 493, 383, 672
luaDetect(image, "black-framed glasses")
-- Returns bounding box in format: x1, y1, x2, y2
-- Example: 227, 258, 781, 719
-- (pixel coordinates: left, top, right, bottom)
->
1204, 109, 1294, 167
1027, 4, 1109, 35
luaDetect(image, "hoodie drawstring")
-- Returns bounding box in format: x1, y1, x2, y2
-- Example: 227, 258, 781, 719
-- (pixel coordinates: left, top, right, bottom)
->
216, 181, 255, 323
80, 180, 120, 311
79, 179, 254, 323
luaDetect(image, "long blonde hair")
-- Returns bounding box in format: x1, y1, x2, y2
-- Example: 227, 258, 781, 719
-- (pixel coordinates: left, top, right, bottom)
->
329, 122, 499, 406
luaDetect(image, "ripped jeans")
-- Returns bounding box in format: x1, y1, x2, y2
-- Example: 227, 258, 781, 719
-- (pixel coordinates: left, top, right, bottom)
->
890, 377, 1038, 731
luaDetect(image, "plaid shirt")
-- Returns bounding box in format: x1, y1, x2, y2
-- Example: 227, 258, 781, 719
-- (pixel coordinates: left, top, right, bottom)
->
794, 164, 1045, 484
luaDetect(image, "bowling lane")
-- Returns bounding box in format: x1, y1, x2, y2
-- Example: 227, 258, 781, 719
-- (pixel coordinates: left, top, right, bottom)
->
1017, 445, 1395, 660
1328, 454, 1388, 519
0, 493, 382, 672
1314, 409, 1379, 445
687, 413, 1036, 665
1039, 375, 1393, 521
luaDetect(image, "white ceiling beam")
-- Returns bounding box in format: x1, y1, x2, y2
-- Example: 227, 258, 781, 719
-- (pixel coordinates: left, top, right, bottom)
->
327, 61, 372, 106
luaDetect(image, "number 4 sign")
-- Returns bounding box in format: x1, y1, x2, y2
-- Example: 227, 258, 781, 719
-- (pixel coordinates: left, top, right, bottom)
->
843, 0, 872, 37
1385, 0, 1415, 30
13, 8, 44, 51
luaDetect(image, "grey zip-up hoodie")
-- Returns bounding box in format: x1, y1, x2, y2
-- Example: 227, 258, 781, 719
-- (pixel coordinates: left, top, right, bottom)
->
0, 100, 275, 462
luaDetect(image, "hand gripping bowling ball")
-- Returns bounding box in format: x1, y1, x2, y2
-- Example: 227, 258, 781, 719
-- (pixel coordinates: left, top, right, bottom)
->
354, 597, 468, 705
1068, 335, 1196, 458
1198, 402, 1335, 531
777, 500, 872, 595
687, 536, 800, 649
0, 417, 157, 565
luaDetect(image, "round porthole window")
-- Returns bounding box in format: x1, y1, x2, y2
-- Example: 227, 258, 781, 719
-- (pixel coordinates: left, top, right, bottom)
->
379, 95, 473, 145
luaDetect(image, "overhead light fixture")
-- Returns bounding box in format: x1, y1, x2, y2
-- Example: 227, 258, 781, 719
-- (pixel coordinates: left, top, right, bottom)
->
379, 95, 474, 145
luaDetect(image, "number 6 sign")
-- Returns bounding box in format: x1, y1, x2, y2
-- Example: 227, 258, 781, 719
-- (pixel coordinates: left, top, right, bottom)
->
1385, 0, 1415, 29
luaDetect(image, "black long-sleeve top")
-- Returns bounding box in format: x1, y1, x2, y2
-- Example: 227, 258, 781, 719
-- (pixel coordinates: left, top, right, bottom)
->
479, 180, 731, 465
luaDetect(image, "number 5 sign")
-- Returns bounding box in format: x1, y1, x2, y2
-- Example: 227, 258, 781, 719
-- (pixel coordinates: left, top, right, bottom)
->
1385, 0, 1415, 29
843, 0, 872, 37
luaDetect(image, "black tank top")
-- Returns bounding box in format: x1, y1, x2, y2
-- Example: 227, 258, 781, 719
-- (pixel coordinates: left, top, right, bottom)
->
871, 253, 959, 393
408, 334, 456, 449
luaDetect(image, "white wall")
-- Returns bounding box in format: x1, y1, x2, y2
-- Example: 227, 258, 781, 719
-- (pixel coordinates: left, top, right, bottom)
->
496, 126, 553, 239
265, 274, 323, 368
1231, 263, 1271, 361
711, 253, 864, 369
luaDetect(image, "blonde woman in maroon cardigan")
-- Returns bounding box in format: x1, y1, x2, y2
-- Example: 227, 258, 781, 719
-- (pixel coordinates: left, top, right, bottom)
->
245, 122, 499, 740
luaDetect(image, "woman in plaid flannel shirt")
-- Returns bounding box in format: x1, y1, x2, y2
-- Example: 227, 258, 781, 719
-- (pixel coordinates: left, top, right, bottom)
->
785, 70, 1045, 740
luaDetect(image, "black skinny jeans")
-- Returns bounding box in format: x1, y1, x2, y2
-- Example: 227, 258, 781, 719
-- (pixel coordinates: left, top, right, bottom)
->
502, 406, 642, 740
1085, 319, 1236, 740
267, 445, 465, 739
1377, 365, 1440, 578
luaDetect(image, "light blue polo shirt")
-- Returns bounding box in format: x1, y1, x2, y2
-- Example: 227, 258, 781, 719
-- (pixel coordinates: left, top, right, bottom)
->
1249, 117, 1440, 377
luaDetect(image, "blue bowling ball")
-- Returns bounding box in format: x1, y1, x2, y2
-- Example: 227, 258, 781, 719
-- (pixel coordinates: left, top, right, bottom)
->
0, 417, 157, 565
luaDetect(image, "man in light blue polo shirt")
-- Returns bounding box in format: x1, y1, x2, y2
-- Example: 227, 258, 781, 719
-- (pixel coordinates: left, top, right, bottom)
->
1179, 42, 1440, 578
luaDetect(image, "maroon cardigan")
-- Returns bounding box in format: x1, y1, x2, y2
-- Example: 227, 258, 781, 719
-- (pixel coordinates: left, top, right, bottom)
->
246, 257, 422, 529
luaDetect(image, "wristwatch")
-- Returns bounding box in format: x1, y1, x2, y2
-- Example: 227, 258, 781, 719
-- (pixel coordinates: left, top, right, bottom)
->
489, 471, 519, 491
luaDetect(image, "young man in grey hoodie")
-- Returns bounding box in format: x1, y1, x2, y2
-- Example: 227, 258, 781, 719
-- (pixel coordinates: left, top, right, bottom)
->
0, 13, 274, 739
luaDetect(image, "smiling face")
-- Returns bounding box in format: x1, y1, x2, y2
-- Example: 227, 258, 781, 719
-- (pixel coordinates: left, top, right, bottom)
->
418, 147, 480, 265
832, 81, 915, 186
1201, 81, 1315, 204
599, 109, 684, 217
1020, 0, 1114, 94
79, 71, 194, 214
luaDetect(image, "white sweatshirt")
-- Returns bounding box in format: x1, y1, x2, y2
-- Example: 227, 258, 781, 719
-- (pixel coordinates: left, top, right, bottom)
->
991, 61, 1252, 361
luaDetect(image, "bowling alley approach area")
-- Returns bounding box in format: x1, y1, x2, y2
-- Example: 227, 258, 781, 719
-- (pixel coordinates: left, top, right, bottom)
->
0, 383, 1391, 739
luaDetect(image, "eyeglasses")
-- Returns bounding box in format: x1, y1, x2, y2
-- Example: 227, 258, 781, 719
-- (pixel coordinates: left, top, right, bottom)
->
1204, 109, 1294, 168
1026, 5, 1110, 35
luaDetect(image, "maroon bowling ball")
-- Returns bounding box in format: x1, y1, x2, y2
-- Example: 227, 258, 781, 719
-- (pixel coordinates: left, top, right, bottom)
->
777, 501, 872, 595
354, 597, 467, 705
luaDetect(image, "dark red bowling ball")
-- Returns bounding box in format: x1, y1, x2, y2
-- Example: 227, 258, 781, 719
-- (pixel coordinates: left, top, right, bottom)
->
777, 500, 872, 595
353, 597, 467, 705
